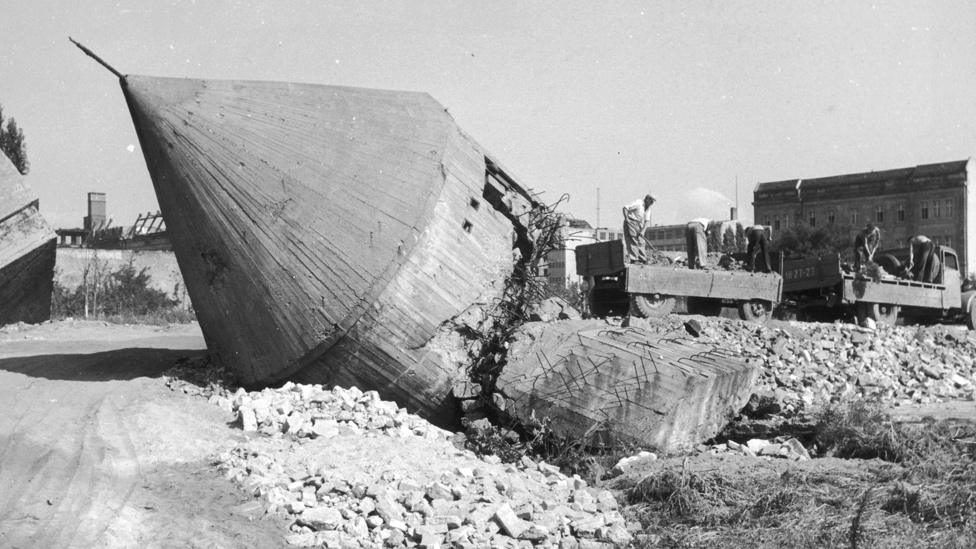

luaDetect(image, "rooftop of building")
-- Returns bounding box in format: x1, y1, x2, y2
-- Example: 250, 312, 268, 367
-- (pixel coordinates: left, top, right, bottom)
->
754, 158, 971, 196
562, 216, 593, 229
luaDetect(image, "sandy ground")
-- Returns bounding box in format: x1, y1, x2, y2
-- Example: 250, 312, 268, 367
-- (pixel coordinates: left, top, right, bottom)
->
0, 320, 290, 548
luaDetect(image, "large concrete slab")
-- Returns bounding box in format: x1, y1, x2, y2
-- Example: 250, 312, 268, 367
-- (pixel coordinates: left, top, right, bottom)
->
495, 320, 759, 452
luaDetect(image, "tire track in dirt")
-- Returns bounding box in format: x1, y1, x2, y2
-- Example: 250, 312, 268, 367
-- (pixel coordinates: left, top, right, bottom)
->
18, 395, 141, 548
0, 321, 291, 548
0, 384, 113, 547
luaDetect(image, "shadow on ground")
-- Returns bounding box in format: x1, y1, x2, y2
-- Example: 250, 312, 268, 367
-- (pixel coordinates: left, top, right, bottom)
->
0, 348, 207, 382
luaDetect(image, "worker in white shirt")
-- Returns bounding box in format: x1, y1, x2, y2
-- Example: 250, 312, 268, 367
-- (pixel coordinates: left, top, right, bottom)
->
621, 194, 656, 263
685, 217, 710, 269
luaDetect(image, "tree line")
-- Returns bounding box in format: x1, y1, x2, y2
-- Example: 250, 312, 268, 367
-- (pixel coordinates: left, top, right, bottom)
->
0, 103, 29, 174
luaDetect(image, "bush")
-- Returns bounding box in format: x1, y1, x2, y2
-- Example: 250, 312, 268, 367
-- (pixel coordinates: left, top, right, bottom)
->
52, 259, 194, 324
813, 400, 906, 461
772, 223, 854, 259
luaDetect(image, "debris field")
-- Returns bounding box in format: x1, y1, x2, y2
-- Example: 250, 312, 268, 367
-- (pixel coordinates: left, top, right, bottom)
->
202, 381, 633, 548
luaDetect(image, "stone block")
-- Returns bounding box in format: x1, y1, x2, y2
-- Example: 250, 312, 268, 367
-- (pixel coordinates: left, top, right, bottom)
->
493, 503, 526, 539
495, 320, 759, 452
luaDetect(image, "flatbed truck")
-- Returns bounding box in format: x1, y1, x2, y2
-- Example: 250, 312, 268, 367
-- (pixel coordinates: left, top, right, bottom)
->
778, 246, 976, 328
575, 240, 782, 322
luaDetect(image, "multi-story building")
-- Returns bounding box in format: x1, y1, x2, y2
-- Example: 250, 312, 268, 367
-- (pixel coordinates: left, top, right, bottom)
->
753, 158, 976, 274
646, 211, 746, 254
645, 224, 687, 252
593, 227, 625, 242
542, 216, 597, 288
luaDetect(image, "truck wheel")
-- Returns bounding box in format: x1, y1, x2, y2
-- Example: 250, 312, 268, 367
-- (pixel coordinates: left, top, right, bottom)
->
967, 302, 976, 330
738, 300, 772, 323
631, 294, 675, 318
855, 302, 900, 326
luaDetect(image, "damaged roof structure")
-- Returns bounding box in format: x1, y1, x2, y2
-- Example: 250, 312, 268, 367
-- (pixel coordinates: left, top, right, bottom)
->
0, 153, 57, 325
78, 38, 757, 447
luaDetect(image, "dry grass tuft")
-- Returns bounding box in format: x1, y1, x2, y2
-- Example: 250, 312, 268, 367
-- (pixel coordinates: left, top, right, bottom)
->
621, 400, 976, 548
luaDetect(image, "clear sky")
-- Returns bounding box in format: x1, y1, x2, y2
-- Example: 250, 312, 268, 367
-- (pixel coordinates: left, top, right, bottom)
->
2, 1, 975, 230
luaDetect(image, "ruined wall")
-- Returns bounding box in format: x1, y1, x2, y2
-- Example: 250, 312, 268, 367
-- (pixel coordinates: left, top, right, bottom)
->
55, 248, 189, 306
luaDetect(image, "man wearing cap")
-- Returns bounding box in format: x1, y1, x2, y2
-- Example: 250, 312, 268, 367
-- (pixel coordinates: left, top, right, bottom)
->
622, 194, 656, 263
685, 217, 710, 269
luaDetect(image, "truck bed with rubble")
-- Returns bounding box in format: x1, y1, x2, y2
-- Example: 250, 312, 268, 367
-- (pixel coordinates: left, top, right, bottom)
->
779, 246, 976, 328
575, 240, 782, 321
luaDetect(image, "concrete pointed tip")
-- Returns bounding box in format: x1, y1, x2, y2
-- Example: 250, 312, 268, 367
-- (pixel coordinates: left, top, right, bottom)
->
116, 75, 539, 424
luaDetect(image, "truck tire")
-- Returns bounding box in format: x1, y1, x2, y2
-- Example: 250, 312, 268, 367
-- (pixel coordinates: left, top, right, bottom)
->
631, 294, 675, 318
738, 300, 772, 323
855, 302, 900, 326
967, 302, 976, 330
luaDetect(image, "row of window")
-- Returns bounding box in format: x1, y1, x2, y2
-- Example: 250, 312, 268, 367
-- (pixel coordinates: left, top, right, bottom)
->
646, 228, 685, 240
596, 230, 624, 241
763, 199, 956, 230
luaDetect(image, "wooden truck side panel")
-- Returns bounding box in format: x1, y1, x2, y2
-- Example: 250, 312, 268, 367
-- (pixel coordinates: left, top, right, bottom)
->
576, 240, 625, 277
625, 265, 782, 302
841, 276, 946, 308
780, 253, 843, 293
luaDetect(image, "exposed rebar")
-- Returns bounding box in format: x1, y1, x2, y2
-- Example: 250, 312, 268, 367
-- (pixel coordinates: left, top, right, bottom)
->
69, 37, 125, 80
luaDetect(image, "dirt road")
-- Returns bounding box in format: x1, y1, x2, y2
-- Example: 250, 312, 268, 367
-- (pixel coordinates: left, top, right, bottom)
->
0, 321, 290, 548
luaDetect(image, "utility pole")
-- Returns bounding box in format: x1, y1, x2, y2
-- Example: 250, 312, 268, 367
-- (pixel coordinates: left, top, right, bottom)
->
734, 175, 739, 222
596, 187, 601, 229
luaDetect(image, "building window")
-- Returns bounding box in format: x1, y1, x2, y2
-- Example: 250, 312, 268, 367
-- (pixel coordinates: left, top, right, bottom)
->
921, 201, 928, 220
946, 235, 953, 247
763, 218, 770, 227
934, 200, 941, 218
827, 210, 835, 225
946, 199, 953, 218
850, 208, 858, 225
875, 206, 884, 224
897, 205, 905, 222
773, 215, 780, 230
783, 214, 790, 228
809, 212, 816, 227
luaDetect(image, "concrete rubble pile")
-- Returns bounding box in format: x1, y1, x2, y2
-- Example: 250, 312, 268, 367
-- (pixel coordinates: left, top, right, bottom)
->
670, 315, 976, 412
211, 382, 634, 548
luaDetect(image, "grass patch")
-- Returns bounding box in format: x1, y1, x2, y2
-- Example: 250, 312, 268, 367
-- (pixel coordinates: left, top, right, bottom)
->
620, 400, 976, 548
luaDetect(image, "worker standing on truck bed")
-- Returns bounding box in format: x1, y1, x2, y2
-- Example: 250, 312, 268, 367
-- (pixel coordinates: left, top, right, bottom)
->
906, 234, 940, 282
745, 225, 772, 273
685, 217, 710, 269
853, 223, 881, 272
622, 194, 655, 263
